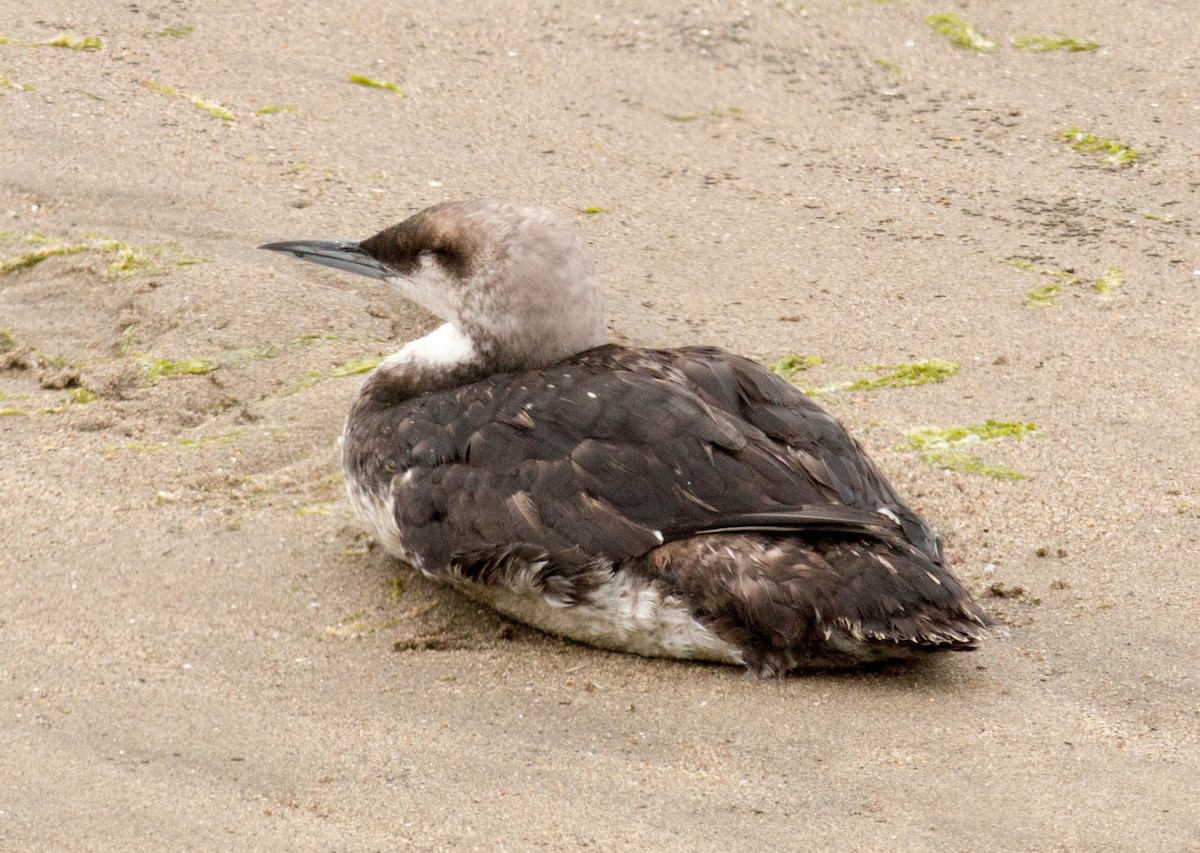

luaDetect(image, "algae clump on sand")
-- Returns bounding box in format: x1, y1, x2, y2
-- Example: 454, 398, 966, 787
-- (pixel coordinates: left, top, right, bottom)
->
844, 359, 959, 392
349, 74, 407, 96
927, 14, 995, 52
768, 354, 824, 380
1092, 267, 1123, 298
0, 33, 102, 50
1012, 34, 1100, 52
0, 232, 204, 277
900, 419, 1035, 480
1059, 129, 1141, 167
284, 356, 385, 395
139, 355, 218, 379
143, 80, 235, 121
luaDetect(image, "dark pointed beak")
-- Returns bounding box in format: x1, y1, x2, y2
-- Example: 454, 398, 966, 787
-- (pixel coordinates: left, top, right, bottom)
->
259, 239, 392, 281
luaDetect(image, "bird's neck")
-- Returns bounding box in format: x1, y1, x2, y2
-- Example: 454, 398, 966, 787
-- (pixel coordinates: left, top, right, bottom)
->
388, 322, 479, 371
354, 323, 489, 409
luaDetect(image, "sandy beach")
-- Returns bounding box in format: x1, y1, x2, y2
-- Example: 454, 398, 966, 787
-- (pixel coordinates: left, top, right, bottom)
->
2, 0, 1198, 849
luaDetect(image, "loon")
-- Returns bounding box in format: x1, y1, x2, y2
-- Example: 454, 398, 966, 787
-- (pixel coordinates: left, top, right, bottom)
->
262, 200, 988, 675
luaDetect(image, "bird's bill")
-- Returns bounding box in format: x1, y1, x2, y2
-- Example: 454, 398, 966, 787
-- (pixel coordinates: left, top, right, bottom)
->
259, 239, 392, 281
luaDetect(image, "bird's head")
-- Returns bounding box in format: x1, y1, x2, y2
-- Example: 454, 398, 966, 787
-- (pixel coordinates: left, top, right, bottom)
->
262, 200, 607, 372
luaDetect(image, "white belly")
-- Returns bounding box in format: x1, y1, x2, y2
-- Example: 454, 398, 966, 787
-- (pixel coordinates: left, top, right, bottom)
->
448, 568, 742, 664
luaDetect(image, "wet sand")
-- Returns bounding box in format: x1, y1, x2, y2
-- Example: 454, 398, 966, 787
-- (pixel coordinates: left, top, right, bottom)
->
2, 1, 1198, 849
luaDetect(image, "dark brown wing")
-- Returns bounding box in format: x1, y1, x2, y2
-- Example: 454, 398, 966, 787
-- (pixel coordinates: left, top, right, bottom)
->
350, 345, 931, 584
664, 346, 944, 563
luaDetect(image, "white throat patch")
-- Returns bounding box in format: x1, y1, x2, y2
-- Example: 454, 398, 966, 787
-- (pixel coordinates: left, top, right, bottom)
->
383, 322, 479, 369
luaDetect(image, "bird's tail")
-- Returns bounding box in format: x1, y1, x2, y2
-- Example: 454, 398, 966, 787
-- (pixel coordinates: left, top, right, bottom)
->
637, 533, 990, 676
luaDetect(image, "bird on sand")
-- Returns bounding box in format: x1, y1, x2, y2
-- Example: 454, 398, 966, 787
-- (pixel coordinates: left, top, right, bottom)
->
262, 201, 988, 676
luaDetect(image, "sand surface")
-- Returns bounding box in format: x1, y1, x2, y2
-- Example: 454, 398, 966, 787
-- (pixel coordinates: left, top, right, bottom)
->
2, 1, 1198, 850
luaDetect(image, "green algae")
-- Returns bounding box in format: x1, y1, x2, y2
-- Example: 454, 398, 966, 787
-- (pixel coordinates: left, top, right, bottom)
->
1003, 257, 1121, 307
927, 13, 995, 52
1002, 257, 1080, 307
1002, 257, 1078, 278
768, 354, 824, 379
1, 330, 18, 352
284, 356, 385, 395
844, 359, 959, 392
769, 356, 955, 396
0, 407, 28, 416
582, 206, 608, 215
108, 246, 159, 275
296, 503, 332, 516
0, 232, 202, 277
32, 350, 70, 369
349, 74, 407, 96
148, 26, 194, 38
0, 74, 34, 93
330, 357, 384, 377
901, 419, 1035, 451
66, 387, 97, 404
1115, 203, 1177, 223
131, 333, 381, 386
1024, 282, 1061, 307
186, 96, 236, 122
0, 242, 93, 274
143, 80, 235, 121
663, 112, 699, 122
139, 355, 218, 378
116, 323, 139, 357
1059, 128, 1141, 167
0, 33, 102, 50
920, 450, 1023, 480
1092, 266, 1123, 298
114, 429, 243, 454
32, 385, 99, 415
900, 419, 1033, 480
1012, 34, 1100, 52
324, 611, 400, 640
872, 58, 900, 72
254, 104, 296, 115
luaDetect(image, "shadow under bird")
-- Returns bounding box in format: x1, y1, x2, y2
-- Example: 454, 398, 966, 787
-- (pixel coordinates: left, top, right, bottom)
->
261, 200, 988, 676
